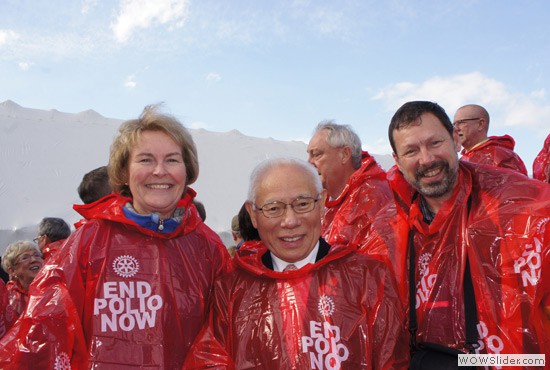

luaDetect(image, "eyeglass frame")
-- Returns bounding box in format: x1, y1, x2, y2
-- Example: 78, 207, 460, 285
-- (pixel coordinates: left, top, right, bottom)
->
33, 234, 46, 244
14, 251, 44, 265
453, 117, 481, 128
253, 196, 321, 218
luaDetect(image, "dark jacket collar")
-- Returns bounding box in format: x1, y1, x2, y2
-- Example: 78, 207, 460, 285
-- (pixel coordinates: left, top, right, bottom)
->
261, 238, 331, 270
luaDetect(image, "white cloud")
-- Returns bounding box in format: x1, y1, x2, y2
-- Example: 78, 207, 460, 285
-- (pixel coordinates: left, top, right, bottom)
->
81, 0, 99, 14
363, 137, 394, 158
502, 99, 550, 129
206, 72, 221, 82
530, 89, 545, 99
215, 18, 256, 44
124, 75, 137, 89
373, 72, 550, 130
18, 61, 34, 71
1, 31, 98, 60
0, 29, 19, 46
310, 8, 345, 35
111, 0, 190, 43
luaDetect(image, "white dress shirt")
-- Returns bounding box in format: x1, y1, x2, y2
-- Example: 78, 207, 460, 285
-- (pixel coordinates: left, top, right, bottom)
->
271, 241, 319, 272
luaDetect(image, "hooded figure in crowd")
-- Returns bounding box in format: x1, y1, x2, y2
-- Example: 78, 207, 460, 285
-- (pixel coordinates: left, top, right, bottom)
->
184, 157, 408, 370
453, 104, 528, 175
307, 122, 407, 301
34, 217, 71, 261
0, 280, 8, 339
533, 133, 550, 183
0, 105, 229, 369
0, 241, 44, 336
307, 121, 392, 249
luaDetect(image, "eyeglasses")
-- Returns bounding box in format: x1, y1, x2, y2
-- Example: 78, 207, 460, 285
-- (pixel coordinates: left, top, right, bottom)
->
33, 235, 44, 244
254, 196, 320, 218
14, 251, 43, 265
453, 118, 481, 128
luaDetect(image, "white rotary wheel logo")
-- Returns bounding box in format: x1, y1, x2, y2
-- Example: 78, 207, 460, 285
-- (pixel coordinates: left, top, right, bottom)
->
318, 295, 335, 316
54, 352, 71, 370
113, 255, 140, 278
418, 253, 431, 276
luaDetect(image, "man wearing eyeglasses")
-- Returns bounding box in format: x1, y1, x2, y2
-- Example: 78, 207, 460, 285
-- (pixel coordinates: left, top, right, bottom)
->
307, 121, 392, 250
453, 104, 528, 175
35, 217, 71, 261
184, 157, 408, 369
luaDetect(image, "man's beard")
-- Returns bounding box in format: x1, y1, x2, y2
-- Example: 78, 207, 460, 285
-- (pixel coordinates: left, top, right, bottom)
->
407, 160, 458, 199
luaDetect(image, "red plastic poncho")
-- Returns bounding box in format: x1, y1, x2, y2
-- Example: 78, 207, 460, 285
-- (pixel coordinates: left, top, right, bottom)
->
322, 152, 392, 249
321, 154, 408, 302
533, 133, 550, 183
361, 189, 410, 304
184, 240, 409, 370
2, 281, 28, 334
388, 162, 550, 361
41, 239, 65, 262
460, 134, 528, 176
0, 280, 9, 339
0, 191, 230, 369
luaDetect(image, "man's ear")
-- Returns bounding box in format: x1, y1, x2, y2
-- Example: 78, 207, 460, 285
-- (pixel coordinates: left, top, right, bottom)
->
245, 202, 258, 228
319, 189, 328, 205
479, 118, 489, 134
392, 152, 402, 171
340, 146, 352, 164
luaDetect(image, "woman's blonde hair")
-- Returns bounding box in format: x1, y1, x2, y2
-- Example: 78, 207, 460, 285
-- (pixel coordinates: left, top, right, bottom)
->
2, 240, 41, 274
109, 104, 199, 197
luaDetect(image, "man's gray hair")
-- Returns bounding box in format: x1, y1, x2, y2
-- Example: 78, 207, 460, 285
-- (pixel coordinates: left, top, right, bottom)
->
38, 217, 71, 242
247, 157, 322, 203
314, 120, 362, 169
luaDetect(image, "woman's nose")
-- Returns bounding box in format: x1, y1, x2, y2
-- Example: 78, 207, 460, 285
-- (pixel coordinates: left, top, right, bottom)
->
153, 162, 167, 175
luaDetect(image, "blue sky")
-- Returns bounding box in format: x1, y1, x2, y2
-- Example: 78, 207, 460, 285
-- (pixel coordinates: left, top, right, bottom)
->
1, 0, 549, 170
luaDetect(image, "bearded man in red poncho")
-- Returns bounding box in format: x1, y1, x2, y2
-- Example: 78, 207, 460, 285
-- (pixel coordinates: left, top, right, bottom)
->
388, 101, 549, 367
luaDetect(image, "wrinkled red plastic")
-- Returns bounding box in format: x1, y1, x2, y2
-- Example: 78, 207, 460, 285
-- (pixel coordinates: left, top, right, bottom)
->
388, 161, 550, 358
0, 280, 9, 339
321, 151, 392, 248
322, 151, 408, 300
460, 135, 528, 175
41, 239, 65, 262
533, 134, 550, 183
184, 241, 409, 370
321, 153, 409, 303
0, 191, 229, 369
3, 281, 27, 333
